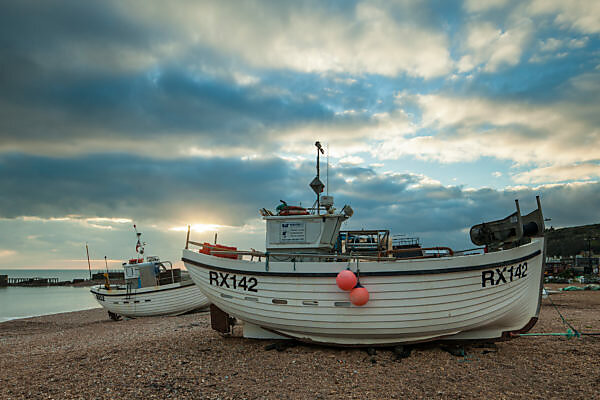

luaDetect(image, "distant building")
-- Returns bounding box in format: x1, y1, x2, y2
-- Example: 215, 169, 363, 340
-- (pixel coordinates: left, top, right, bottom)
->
545, 256, 572, 275
545, 254, 599, 275
575, 255, 599, 274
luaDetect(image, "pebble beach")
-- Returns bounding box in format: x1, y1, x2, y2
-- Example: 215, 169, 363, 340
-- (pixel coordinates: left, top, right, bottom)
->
1, 284, 599, 400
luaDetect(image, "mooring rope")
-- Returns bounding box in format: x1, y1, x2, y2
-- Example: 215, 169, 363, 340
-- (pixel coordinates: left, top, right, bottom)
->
518, 289, 600, 338
545, 290, 580, 335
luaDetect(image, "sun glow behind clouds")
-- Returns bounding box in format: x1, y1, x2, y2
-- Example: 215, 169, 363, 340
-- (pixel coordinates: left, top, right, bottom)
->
86, 217, 132, 224
19, 216, 132, 225
170, 223, 228, 233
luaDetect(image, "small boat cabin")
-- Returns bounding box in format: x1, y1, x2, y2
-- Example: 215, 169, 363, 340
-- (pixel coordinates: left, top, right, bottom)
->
123, 257, 182, 289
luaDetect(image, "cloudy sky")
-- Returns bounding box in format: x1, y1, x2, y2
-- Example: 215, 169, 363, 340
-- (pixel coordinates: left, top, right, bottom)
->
1, 0, 599, 269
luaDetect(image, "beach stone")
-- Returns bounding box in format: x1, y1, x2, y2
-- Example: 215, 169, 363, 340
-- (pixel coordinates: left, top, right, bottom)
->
0, 285, 599, 399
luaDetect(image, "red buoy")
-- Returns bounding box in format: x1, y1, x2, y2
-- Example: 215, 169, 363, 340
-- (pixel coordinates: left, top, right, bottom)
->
336, 269, 357, 291
350, 284, 369, 306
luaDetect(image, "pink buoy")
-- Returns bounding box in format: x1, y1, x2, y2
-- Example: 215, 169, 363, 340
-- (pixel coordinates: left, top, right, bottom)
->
350, 284, 369, 306
336, 269, 357, 291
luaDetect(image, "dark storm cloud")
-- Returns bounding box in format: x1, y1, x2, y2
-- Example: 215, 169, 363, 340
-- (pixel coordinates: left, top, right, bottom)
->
0, 154, 295, 224
0, 0, 350, 154
0, 63, 337, 151
1, 153, 599, 250
324, 164, 600, 246
0, 1, 149, 56
355, 182, 600, 247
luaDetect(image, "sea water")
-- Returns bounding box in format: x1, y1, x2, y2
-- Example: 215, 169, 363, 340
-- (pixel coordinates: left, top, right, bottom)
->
0, 269, 102, 322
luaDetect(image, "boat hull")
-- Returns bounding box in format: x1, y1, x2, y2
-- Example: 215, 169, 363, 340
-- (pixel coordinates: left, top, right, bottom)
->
182, 238, 544, 346
90, 281, 209, 318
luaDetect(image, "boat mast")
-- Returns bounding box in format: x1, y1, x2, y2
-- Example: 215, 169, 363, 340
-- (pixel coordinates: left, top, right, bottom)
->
85, 242, 92, 280
310, 141, 325, 214
316, 141, 322, 211
103, 255, 111, 289
326, 143, 329, 196
133, 224, 145, 260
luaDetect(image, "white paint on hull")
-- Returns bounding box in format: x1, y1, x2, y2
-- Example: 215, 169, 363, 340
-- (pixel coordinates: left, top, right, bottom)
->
182, 238, 544, 345
90, 281, 209, 318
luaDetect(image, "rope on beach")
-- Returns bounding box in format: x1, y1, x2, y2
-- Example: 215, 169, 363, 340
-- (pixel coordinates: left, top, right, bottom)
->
518, 291, 600, 338
545, 290, 580, 335
520, 329, 580, 338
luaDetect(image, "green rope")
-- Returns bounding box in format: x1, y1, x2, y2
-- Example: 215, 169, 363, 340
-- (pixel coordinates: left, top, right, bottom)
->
520, 329, 580, 338
517, 290, 600, 339
545, 290, 580, 336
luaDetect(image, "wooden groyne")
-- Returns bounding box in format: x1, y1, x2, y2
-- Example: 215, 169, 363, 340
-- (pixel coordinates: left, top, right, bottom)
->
0, 271, 125, 287
7, 277, 60, 286
91, 271, 124, 280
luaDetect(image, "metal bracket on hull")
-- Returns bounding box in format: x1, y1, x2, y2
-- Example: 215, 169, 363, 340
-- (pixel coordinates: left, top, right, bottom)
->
501, 317, 539, 340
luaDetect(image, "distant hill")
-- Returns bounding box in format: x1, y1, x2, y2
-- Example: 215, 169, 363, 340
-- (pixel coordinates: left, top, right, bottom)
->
546, 223, 600, 257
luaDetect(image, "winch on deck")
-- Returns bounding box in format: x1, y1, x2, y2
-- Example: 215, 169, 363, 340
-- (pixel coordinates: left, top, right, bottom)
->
470, 196, 545, 251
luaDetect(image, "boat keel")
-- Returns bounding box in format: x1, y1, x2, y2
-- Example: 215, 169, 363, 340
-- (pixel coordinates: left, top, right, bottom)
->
243, 322, 289, 340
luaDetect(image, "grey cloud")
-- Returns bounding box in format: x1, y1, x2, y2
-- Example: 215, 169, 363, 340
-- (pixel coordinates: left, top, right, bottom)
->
331, 165, 600, 247
1, 154, 599, 254
1, 1, 361, 155
0, 62, 338, 153
0, 154, 295, 224
0, 217, 193, 268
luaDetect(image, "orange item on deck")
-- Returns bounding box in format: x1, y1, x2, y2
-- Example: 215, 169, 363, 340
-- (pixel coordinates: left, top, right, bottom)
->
199, 243, 239, 259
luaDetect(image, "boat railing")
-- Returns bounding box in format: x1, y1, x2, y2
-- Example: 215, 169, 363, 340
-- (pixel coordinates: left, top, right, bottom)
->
106, 284, 127, 290
157, 261, 178, 285
187, 240, 462, 262
452, 247, 486, 255
386, 246, 454, 258
187, 239, 265, 260
185, 229, 466, 263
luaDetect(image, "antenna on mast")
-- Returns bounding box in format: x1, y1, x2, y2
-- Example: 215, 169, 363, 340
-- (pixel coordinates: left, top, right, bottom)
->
309, 141, 325, 214
133, 224, 145, 259
326, 143, 329, 196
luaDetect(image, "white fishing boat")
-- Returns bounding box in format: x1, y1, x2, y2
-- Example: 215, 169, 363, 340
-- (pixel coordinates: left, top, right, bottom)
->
182, 142, 546, 346
91, 225, 209, 319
